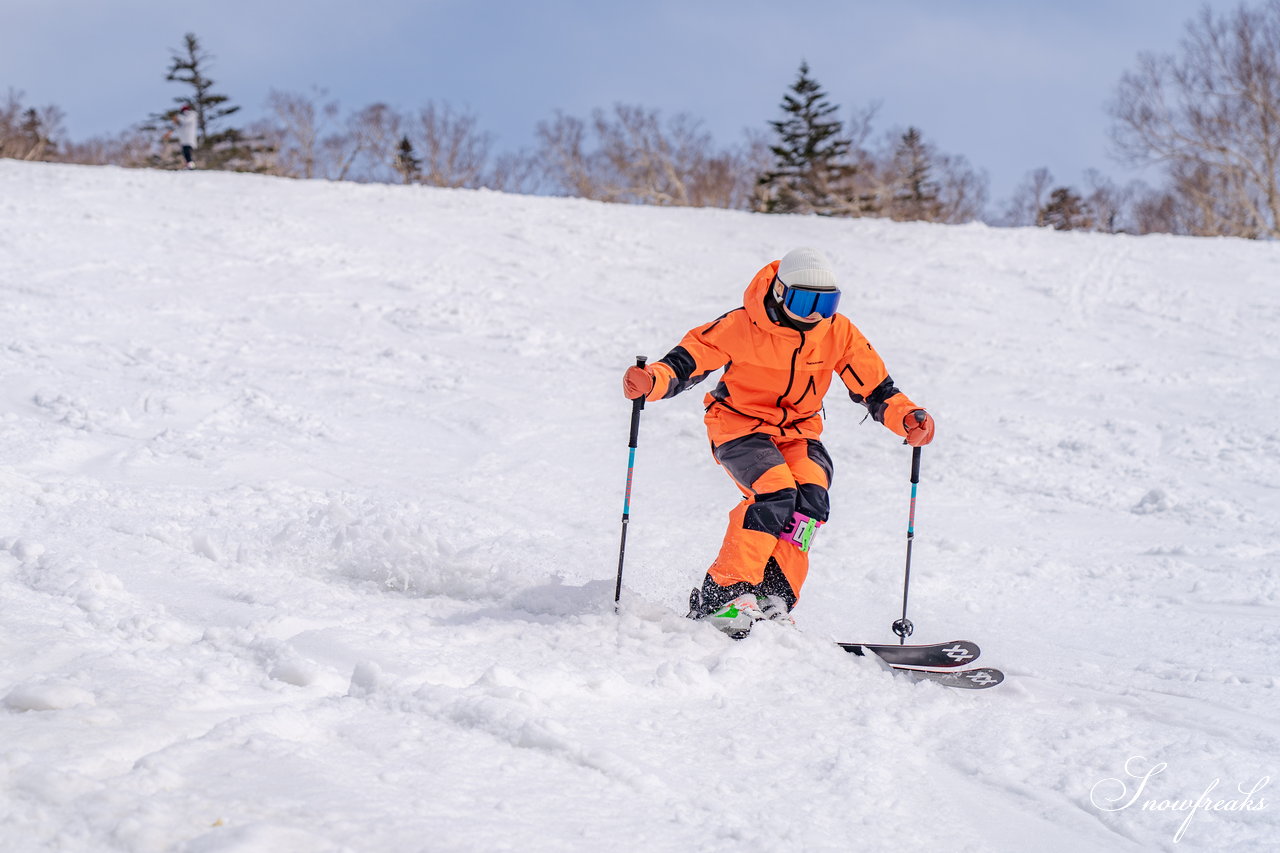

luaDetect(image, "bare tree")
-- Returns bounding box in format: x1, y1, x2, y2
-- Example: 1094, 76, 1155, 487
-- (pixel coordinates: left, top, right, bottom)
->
1079, 169, 1133, 233
413, 101, 491, 188
687, 132, 771, 210
255, 95, 515, 188
998, 168, 1136, 232
487, 149, 541, 195
4, 88, 159, 168
1131, 184, 1185, 235
593, 104, 673, 204
1165, 159, 1263, 235
535, 111, 601, 199
1110, 1, 1280, 238
596, 104, 720, 205
535, 103, 761, 209
733, 129, 778, 212
1, 90, 64, 161
61, 129, 154, 167
259, 88, 340, 179
933, 152, 989, 223
328, 102, 402, 182
1002, 167, 1055, 226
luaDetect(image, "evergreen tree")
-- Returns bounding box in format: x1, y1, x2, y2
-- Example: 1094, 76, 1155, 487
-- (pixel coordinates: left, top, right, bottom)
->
757, 62, 858, 215
1039, 186, 1090, 230
18, 108, 55, 161
887, 127, 942, 221
158, 33, 269, 171
394, 135, 422, 184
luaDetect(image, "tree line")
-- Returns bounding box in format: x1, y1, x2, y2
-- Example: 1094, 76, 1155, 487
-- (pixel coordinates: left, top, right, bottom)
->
5, 1, 1280, 238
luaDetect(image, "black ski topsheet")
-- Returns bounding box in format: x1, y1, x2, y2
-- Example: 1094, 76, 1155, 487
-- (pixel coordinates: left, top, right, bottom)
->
893, 666, 1005, 690
837, 639, 981, 668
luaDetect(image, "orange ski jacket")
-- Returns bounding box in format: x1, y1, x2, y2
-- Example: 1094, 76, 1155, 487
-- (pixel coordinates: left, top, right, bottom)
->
644, 261, 921, 445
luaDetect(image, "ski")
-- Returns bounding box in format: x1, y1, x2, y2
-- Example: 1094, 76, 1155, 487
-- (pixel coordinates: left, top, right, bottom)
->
891, 666, 1005, 690
837, 639, 981, 668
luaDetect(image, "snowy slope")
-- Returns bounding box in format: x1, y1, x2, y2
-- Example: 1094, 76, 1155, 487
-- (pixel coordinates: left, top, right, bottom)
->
1, 160, 1277, 853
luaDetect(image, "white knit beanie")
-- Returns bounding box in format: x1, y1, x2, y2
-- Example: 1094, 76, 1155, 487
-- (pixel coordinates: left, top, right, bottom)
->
777, 247, 838, 291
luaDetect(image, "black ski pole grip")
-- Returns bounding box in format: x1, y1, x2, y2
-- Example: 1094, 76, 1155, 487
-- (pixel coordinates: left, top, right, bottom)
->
911, 445, 921, 483
628, 356, 647, 446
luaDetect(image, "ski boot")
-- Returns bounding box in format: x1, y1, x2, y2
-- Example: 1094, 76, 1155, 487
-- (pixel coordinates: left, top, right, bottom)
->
686, 581, 765, 639
755, 593, 795, 626
754, 558, 797, 625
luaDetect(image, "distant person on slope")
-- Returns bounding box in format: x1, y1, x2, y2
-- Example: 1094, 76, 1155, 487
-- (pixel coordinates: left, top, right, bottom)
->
621, 247, 935, 637
163, 104, 198, 170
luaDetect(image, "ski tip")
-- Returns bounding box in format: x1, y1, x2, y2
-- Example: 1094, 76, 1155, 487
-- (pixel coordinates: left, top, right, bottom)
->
957, 667, 1004, 689
835, 639, 983, 660
902, 666, 1005, 690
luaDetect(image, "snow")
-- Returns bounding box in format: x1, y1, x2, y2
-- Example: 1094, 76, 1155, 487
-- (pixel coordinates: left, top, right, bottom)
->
1, 159, 1278, 852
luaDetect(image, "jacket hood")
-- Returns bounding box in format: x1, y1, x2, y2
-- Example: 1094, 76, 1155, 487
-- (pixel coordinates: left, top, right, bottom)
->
743, 261, 778, 329
743, 261, 835, 341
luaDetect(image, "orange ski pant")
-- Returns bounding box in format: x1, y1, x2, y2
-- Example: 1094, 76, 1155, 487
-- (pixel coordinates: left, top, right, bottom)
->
706, 433, 833, 600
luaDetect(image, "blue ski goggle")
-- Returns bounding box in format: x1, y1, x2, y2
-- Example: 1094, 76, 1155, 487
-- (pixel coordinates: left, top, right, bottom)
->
780, 280, 841, 318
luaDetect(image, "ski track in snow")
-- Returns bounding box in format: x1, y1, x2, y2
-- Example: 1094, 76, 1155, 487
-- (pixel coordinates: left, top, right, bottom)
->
1, 160, 1278, 852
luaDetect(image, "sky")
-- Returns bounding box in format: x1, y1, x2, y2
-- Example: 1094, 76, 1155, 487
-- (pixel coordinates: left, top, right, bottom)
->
1, 0, 1252, 207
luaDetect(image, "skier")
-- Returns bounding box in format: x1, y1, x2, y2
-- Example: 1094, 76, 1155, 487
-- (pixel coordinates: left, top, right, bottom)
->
621, 247, 935, 637
163, 104, 198, 169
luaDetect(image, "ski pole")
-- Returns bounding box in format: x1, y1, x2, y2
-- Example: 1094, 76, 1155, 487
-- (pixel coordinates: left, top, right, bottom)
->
614, 356, 647, 610
892, 446, 922, 644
